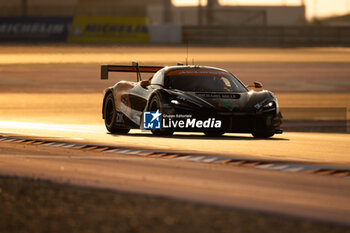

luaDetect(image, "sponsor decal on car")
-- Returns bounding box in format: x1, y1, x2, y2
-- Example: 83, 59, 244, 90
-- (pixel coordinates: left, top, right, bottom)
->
196, 93, 240, 99
143, 110, 222, 130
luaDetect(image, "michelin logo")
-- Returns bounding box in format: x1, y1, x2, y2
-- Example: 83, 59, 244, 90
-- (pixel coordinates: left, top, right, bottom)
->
143, 110, 161, 129
0, 23, 65, 34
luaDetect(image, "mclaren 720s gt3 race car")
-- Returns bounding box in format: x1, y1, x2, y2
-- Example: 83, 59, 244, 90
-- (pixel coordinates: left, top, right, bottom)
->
100, 62, 282, 138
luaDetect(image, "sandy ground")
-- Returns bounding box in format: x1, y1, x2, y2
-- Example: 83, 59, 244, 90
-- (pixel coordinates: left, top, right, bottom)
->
1, 63, 350, 93
2, 176, 348, 233
0, 46, 349, 93
1, 46, 350, 64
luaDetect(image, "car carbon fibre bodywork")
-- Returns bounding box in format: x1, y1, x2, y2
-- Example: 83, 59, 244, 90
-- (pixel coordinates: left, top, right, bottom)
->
101, 64, 282, 138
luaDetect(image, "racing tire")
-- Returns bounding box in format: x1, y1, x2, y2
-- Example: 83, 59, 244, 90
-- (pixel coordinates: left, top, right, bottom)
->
252, 132, 274, 138
149, 96, 174, 136
104, 93, 130, 134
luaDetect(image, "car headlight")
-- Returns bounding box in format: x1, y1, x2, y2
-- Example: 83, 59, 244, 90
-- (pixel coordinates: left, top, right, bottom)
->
263, 101, 274, 108
171, 100, 180, 105
169, 98, 195, 110
262, 101, 276, 112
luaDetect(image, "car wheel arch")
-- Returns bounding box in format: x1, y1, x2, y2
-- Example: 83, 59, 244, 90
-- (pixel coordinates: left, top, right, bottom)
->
145, 90, 163, 111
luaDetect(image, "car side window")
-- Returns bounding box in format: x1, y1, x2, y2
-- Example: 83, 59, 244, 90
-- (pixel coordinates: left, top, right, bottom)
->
150, 70, 164, 86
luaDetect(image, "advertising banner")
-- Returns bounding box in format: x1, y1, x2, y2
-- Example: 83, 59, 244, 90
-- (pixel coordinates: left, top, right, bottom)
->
68, 17, 149, 43
0, 17, 72, 42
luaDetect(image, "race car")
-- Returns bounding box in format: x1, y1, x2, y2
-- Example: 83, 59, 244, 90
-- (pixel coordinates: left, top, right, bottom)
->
101, 62, 282, 138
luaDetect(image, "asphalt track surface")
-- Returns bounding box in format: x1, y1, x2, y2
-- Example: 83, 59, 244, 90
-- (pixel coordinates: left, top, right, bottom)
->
1, 140, 350, 226
0, 46, 349, 226
0, 122, 350, 165
0, 121, 350, 225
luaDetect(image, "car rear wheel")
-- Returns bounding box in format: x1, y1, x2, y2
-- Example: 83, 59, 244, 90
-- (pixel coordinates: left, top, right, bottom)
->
104, 93, 130, 134
149, 96, 174, 136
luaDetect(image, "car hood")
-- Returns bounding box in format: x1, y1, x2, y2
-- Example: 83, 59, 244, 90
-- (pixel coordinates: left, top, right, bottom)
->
166, 89, 275, 112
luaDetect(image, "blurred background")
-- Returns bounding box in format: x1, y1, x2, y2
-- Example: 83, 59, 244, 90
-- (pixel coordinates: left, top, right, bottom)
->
0, 0, 350, 44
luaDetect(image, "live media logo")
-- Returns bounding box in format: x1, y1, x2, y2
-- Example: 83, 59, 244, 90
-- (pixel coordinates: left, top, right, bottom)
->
143, 110, 222, 130
143, 110, 161, 129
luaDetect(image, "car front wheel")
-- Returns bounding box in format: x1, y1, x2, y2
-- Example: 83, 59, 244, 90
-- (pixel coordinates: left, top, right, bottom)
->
149, 96, 174, 136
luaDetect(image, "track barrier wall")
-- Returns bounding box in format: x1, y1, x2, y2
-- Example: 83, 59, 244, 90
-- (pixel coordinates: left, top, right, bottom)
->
1, 17, 350, 46
0, 17, 72, 42
183, 26, 350, 46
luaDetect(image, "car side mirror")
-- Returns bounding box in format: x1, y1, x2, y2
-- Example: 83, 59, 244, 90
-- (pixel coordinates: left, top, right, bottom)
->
246, 81, 263, 89
140, 80, 150, 88
254, 81, 263, 88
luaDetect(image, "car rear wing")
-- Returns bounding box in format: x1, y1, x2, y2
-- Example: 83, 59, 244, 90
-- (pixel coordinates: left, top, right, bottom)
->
101, 62, 164, 81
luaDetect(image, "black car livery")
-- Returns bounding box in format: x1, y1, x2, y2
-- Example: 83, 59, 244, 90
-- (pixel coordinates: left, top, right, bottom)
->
101, 63, 282, 138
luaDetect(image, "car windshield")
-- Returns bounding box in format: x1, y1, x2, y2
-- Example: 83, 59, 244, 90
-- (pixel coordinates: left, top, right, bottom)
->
164, 69, 247, 92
